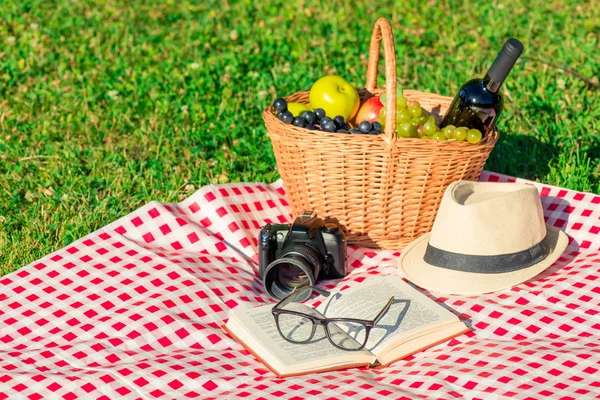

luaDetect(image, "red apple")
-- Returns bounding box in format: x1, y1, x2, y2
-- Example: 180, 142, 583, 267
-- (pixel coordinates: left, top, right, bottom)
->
355, 96, 384, 124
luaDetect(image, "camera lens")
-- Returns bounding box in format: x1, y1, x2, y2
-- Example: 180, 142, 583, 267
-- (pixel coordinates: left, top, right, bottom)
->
276, 262, 309, 289
263, 245, 322, 301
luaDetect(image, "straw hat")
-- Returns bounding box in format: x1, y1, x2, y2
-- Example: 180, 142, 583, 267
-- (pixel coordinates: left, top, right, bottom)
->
398, 181, 568, 295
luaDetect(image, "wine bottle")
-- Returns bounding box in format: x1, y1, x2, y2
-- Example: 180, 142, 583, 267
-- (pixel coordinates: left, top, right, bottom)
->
440, 39, 524, 133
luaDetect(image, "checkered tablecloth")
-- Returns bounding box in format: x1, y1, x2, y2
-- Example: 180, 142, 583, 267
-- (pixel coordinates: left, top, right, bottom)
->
1, 171, 599, 400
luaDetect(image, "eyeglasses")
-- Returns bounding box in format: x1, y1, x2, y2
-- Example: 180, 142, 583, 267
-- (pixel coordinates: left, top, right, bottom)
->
271, 285, 394, 351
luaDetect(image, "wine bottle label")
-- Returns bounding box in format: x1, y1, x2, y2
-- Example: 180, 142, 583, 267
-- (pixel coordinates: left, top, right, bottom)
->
470, 106, 497, 129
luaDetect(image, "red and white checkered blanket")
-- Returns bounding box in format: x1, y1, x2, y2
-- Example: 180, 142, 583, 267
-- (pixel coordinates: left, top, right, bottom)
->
1, 171, 599, 399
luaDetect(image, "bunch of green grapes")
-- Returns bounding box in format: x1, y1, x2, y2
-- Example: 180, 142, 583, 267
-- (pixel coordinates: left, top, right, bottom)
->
432, 125, 483, 144
379, 96, 427, 138
378, 96, 483, 144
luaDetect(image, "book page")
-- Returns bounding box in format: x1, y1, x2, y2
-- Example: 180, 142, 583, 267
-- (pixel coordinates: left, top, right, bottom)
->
316, 276, 458, 354
377, 321, 470, 366
230, 302, 374, 369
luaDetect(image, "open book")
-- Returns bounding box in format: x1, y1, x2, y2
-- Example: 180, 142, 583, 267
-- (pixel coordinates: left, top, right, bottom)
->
223, 276, 470, 377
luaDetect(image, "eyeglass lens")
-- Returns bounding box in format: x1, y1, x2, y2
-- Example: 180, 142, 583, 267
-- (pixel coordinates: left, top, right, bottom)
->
277, 313, 315, 342
277, 301, 320, 342
277, 299, 370, 350
326, 320, 368, 350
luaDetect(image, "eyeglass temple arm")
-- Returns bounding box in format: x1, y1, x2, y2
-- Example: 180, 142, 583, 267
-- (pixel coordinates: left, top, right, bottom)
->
373, 296, 395, 325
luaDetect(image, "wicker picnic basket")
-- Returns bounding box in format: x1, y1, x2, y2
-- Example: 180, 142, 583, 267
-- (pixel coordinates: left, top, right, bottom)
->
263, 17, 498, 250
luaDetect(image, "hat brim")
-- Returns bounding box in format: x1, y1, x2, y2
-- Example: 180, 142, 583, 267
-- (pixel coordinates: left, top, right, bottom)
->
397, 225, 569, 296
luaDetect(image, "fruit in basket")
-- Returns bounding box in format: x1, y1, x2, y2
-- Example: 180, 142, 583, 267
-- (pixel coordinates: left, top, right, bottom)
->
396, 109, 411, 124
423, 118, 439, 136
322, 122, 336, 132
442, 125, 456, 139
454, 127, 468, 141
288, 102, 312, 117
381, 93, 408, 110
302, 111, 317, 125
355, 96, 384, 124
309, 76, 360, 121
408, 103, 424, 118
372, 121, 382, 133
314, 108, 326, 120
433, 132, 446, 141
358, 121, 372, 133
467, 128, 483, 144
273, 98, 287, 113
292, 116, 306, 127
273, 83, 483, 143
333, 115, 346, 129
320, 116, 333, 125
398, 122, 417, 138
384, 94, 431, 139
396, 95, 408, 110
279, 111, 294, 124
322, 122, 336, 133
321, 117, 336, 132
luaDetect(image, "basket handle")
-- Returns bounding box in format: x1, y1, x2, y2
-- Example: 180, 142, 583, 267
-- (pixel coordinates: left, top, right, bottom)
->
365, 18, 397, 144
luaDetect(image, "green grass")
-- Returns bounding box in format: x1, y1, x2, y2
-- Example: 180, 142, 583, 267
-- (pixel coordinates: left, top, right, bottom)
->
1, 0, 599, 275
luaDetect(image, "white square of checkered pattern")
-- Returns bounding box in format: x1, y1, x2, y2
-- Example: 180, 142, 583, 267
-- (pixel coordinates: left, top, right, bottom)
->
1, 174, 599, 400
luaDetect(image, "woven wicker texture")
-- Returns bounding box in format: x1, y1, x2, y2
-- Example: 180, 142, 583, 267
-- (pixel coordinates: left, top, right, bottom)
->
263, 18, 499, 250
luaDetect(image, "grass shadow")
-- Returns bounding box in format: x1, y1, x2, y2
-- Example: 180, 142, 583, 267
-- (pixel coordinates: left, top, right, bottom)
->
486, 133, 557, 182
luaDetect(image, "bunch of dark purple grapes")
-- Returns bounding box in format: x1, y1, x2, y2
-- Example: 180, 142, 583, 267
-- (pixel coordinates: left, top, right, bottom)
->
272, 98, 382, 135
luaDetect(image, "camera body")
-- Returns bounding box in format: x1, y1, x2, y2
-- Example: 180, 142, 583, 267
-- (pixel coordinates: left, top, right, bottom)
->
258, 211, 347, 299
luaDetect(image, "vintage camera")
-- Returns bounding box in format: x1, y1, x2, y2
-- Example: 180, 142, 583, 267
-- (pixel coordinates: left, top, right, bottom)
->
258, 211, 347, 301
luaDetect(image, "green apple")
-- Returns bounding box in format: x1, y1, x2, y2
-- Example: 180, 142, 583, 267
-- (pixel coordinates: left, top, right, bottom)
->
309, 75, 360, 121
287, 102, 312, 117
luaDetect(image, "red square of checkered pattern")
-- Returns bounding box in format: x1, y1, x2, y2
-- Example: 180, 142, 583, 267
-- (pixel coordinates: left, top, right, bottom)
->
1, 175, 599, 399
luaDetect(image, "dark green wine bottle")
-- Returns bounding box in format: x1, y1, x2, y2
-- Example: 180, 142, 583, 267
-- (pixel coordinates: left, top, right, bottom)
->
440, 39, 524, 133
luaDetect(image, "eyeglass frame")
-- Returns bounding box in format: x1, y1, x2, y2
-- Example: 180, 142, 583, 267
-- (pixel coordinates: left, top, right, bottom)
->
271, 285, 395, 351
